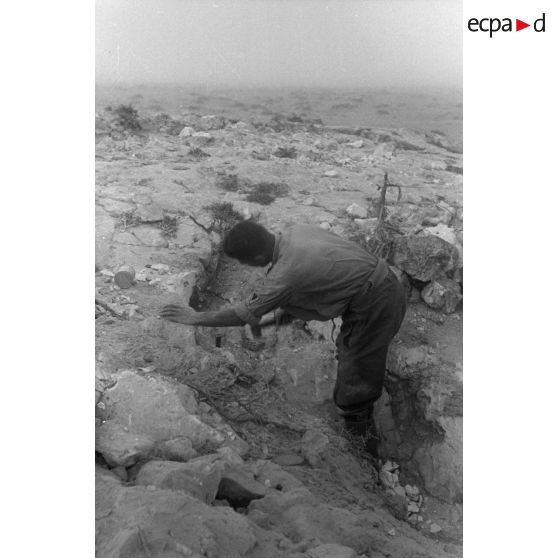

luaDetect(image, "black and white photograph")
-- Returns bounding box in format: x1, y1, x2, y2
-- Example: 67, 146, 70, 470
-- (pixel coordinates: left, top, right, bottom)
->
5, 0, 558, 556
94, 1, 463, 556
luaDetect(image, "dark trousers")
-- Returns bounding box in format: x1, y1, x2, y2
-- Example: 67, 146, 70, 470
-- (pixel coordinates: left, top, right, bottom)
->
333, 270, 407, 413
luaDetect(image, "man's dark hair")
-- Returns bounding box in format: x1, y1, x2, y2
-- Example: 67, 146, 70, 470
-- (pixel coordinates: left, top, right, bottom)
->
223, 221, 271, 260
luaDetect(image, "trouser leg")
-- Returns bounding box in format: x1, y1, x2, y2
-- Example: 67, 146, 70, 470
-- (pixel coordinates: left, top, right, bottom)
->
334, 343, 390, 410
333, 272, 406, 412
332, 271, 406, 456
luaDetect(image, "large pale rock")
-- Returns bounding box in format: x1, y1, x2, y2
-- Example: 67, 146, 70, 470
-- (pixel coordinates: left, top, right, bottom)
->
95, 421, 155, 467
421, 278, 462, 313
135, 459, 222, 504
390, 235, 459, 282
96, 472, 258, 558
100, 371, 224, 450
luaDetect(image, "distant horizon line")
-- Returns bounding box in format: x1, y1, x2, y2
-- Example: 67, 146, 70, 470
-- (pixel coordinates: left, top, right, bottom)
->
95, 81, 462, 92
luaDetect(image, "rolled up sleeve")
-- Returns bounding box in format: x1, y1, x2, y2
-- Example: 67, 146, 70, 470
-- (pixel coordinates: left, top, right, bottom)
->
233, 276, 292, 326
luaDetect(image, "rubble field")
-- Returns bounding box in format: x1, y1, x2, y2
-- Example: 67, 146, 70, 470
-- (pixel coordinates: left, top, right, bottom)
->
95, 86, 463, 558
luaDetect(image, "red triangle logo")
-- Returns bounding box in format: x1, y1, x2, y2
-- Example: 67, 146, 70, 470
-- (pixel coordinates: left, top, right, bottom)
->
516, 19, 530, 31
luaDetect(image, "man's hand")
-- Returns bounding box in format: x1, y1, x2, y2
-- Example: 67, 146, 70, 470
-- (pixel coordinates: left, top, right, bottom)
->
160, 304, 199, 325
259, 308, 296, 327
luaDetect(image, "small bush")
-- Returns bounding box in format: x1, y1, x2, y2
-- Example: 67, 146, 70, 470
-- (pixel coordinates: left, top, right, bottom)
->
159, 215, 179, 238
188, 147, 210, 159
273, 146, 297, 159
114, 104, 142, 131
205, 202, 244, 234
244, 181, 289, 205
245, 191, 276, 205
119, 210, 141, 230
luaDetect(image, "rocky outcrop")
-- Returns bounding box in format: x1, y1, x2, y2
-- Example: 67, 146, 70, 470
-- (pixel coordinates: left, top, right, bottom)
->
96, 466, 260, 558
390, 235, 460, 282
96, 370, 248, 467
379, 343, 463, 503
421, 278, 463, 313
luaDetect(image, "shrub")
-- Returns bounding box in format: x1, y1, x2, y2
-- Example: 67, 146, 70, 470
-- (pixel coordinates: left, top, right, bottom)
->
244, 181, 289, 205
204, 202, 244, 234
188, 147, 210, 159
159, 215, 179, 238
119, 210, 141, 230
273, 146, 297, 159
113, 104, 142, 131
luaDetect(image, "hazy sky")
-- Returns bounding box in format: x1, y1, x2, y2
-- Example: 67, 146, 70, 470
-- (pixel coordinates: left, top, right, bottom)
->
96, 0, 462, 88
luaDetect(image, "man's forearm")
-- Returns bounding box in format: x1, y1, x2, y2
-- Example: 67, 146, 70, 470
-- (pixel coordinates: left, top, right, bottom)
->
190, 308, 245, 327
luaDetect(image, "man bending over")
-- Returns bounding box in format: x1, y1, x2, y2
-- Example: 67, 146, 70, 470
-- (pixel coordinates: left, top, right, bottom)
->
161, 221, 406, 456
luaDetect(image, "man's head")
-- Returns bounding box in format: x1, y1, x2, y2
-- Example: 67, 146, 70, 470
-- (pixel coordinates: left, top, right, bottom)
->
223, 221, 275, 267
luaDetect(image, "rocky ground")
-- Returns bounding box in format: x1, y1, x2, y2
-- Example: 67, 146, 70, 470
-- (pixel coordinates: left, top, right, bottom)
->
95, 87, 463, 558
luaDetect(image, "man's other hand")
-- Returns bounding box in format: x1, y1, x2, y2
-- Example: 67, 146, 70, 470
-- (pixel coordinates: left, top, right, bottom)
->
160, 304, 198, 325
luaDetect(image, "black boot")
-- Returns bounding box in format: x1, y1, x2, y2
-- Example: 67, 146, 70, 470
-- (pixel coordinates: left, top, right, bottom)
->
341, 406, 380, 458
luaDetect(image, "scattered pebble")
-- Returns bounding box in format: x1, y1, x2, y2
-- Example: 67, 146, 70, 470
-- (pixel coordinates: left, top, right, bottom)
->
347, 140, 364, 148
346, 203, 368, 219
407, 502, 420, 514
387, 528, 396, 537
430, 523, 442, 534
323, 170, 339, 178
178, 126, 195, 137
